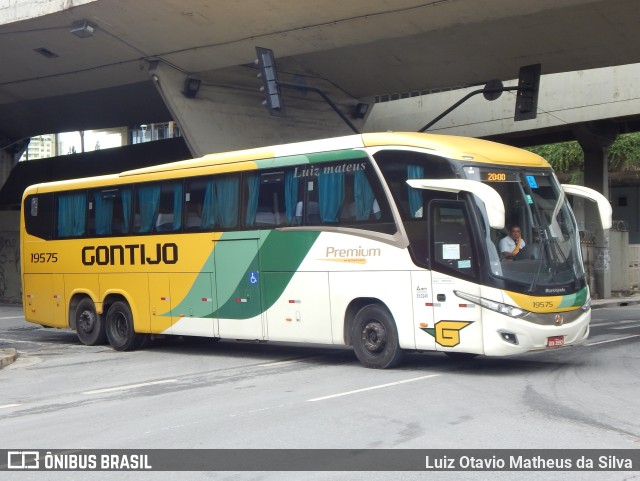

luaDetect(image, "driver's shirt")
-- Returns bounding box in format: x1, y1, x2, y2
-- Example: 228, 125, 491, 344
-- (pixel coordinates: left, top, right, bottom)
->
499, 236, 525, 254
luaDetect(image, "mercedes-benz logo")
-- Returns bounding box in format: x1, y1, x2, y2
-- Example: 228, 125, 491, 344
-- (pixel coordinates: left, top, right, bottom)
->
555, 314, 564, 326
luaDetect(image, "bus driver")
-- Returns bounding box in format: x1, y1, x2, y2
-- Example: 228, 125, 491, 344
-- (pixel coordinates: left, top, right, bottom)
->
499, 224, 525, 260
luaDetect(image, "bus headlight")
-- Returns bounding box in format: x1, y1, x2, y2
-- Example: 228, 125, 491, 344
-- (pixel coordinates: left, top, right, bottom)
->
454, 290, 530, 319
581, 298, 591, 312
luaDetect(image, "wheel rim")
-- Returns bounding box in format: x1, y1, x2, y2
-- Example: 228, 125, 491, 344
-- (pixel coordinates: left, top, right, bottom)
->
78, 309, 95, 334
361, 320, 387, 353
112, 312, 128, 341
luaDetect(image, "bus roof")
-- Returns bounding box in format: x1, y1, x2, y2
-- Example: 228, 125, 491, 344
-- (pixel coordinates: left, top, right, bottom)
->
362, 132, 549, 167
122, 132, 549, 175
23, 132, 550, 195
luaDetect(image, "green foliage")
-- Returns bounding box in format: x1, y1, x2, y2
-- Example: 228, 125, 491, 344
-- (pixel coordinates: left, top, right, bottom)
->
608, 132, 640, 170
526, 132, 640, 173
526, 142, 583, 172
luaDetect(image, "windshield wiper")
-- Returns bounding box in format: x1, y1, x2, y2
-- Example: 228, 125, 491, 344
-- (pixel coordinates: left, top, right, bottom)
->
528, 226, 547, 292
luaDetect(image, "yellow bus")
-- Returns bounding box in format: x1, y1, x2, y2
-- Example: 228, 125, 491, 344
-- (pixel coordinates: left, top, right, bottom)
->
20, 132, 611, 368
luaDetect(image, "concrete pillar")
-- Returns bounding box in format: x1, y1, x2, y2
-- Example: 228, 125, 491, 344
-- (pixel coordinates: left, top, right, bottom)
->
0, 211, 21, 303
147, 62, 369, 158
573, 121, 618, 299
0, 136, 28, 191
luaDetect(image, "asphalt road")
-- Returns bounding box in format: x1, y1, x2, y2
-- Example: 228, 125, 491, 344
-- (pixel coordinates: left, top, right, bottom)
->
0, 304, 639, 481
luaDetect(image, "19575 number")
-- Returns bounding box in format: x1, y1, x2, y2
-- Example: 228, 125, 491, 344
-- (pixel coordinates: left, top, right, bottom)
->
30, 253, 58, 263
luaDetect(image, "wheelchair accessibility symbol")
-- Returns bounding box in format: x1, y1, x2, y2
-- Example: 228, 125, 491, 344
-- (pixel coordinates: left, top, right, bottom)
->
249, 272, 259, 284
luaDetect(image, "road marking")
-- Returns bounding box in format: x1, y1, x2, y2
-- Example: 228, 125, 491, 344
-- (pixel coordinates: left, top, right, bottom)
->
307, 374, 440, 402
258, 359, 303, 368
0, 337, 45, 344
585, 335, 640, 346
591, 320, 638, 327
83, 379, 178, 395
0, 316, 25, 320
0, 403, 21, 409
611, 325, 640, 330
257, 356, 324, 368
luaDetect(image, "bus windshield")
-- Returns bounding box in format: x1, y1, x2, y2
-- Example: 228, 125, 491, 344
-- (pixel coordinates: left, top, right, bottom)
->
463, 166, 585, 295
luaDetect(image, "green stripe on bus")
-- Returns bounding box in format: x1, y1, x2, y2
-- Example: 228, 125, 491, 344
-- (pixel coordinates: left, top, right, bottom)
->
253, 150, 368, 170
305, 150, 368, 163
558, 287, 588, 308
167, 230, 320, 320
254, 155, 311, 169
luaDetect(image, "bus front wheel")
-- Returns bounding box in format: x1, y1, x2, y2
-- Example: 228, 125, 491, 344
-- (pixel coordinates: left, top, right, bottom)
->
105, 301, 139, 351
75, 298, 106, 346
352, 304, 404, 369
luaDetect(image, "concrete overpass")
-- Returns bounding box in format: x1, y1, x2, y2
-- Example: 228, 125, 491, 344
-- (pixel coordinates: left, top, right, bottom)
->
368, 64, 640, 146
2, 0, 640, 160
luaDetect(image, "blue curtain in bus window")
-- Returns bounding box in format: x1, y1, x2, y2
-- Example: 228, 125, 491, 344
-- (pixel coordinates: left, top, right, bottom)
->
137, 185, 160, 232
94, 192, 113, 235
318, 170, 344, 222
171, 183, 183, 231
354, 170, 375, 221
121, 188, 132, 232
407, 165, 424, 218
215, 177, 239, 228
201, 180, 216, 229
57, 192, 86, 237
284, 171, 299, 224
244, 174, 260, 226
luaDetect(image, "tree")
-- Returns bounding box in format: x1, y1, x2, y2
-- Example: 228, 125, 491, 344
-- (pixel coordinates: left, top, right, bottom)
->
526, 132, 640, 178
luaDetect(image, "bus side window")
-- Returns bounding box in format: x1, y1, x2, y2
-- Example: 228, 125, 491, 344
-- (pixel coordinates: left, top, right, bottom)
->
185, 178, 207, 230
89, 188, 132, 236
243, 171, 290, 228
340, 169, 383, 223
187, 175, 241, 231
312, 161, 389, 226
374, 150, 456, 220
56, 191, 87, 238
212, 175, 240, 229
24, 193, 54, 239
156, 182, 183, 232
134, 184, 160, 233
133, 182, 183, 233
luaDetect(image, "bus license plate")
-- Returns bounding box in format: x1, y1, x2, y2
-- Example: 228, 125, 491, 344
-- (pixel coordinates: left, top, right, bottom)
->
547, 336, 564, 347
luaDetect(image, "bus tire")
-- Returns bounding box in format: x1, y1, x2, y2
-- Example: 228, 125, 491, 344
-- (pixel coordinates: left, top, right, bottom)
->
105, 301, 139, 351
352, 304, 404, 369
75, 298, 106, 346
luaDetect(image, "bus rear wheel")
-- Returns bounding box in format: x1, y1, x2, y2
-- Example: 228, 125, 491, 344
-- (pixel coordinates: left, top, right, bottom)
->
352, 304, 404, 369
75, 298, 106, 346
105, 301, 139, 351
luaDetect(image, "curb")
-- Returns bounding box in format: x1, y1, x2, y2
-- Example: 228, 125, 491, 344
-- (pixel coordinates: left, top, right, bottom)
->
0, 348, 17, 369
591, 298, 640, 309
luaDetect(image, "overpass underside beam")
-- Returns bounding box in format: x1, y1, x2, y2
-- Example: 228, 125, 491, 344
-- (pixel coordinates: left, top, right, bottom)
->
147, 63, 368, 157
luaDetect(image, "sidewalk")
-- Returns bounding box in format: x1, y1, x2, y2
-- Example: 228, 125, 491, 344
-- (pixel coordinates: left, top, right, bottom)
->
591, 295, 640, 309
0, 348, 17, 368
1, 296, 639, 370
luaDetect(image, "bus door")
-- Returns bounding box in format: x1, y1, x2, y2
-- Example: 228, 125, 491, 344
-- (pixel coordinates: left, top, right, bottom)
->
428, 201, 484, 355
214, 238, 265, 340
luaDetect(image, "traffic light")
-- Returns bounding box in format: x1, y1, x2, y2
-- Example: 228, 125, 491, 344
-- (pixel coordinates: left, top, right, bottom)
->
514, 64, 541, 121
255, 47, 284, 116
